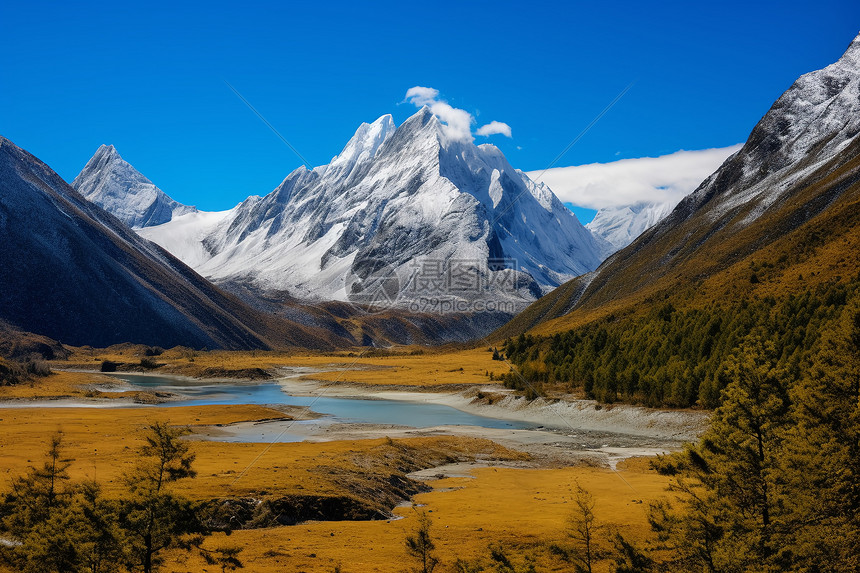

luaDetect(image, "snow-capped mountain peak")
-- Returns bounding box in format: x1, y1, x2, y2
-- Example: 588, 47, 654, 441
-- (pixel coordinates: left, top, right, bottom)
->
73, 144, 195, 229
129, 107, 607, 309
328, 113, 395, 170
587, 201, 677, 254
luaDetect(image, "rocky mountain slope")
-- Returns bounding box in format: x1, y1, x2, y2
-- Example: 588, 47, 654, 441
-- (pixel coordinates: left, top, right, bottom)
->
496, 32, 860, 340
0, 137, 347, 350
73, 144, 196, 228
97, 108, 607, 311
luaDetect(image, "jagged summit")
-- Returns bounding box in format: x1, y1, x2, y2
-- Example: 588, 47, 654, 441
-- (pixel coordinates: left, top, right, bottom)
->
136, 107, 607, 308
325, 114, 396, 175
95, 143, 118, 158
73, 144, 196, 228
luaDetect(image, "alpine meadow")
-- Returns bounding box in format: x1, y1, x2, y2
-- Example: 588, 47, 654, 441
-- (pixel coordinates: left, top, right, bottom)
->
1, 3, 858, 572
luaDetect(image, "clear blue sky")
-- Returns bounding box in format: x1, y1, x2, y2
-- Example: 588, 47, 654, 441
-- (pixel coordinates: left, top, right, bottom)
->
1, 0, 857, 211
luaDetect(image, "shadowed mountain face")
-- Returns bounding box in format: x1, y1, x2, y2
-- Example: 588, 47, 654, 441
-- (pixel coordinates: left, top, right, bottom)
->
0, 136, 347, 350
497, 33, 860, 339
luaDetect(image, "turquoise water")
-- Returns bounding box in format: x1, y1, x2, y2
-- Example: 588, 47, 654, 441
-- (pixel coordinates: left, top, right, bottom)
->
106, 373, 531, 430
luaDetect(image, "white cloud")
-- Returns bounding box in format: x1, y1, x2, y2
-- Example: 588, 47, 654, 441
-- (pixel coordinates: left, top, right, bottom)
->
527, 145, 742, 209
404, 86, 510, 142
476, 120, 512, 138
404, 86, 439, 106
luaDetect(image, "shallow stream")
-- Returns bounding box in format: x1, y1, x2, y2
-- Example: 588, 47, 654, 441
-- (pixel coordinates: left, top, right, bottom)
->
106, 373, 532, 432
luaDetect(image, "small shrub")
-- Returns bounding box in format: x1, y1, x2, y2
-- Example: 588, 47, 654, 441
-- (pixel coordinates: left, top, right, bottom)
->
0, 358, 24, 385
524, 386, 540, 401
139, 357, 159, 370
100, 360, 118, 373
24, 360, 51, 377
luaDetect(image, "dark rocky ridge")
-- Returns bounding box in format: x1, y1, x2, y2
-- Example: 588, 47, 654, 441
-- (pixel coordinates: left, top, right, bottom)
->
0, 136, 348, 350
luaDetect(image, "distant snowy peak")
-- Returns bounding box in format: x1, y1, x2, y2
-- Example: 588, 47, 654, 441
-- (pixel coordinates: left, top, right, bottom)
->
141, 107, 607, 307
72, 144, 196, 229
587, 201, 677, 253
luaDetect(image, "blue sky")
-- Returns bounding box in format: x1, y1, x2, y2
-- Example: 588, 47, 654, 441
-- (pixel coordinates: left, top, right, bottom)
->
1, 0, 858, 216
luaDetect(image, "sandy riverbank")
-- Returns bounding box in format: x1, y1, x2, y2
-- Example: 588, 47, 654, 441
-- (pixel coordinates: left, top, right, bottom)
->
194, 414, 686, 471
275, 366, 709, 442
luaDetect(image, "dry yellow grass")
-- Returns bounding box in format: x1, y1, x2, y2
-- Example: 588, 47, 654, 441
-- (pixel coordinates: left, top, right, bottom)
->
168, 460, 670, 573
0, 407, 522, 499
287, 348, 508, 386
0, 405, 291, 488
0, 405, 674, 572
0, 368, 251, 403
0, 370, 116, 400
56, 346, 509, 387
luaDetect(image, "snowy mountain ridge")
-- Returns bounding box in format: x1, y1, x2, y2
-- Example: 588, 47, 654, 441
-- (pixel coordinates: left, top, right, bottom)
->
0, 136, 274, 349
124, 107, 607, 309
583, 34, 860, 256
687, 32, 860, 225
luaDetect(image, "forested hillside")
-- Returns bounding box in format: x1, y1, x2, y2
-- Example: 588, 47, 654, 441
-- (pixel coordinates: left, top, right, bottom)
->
502, 277, 858, 408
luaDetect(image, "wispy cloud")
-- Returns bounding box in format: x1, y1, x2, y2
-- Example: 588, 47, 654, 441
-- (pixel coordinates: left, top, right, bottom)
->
404, 86, 511, 142
529, 145, 742, 209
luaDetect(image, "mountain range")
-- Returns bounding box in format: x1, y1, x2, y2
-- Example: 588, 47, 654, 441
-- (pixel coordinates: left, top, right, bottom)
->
74, 108, 609, 311
586, 200, 678, 253
0, 136, 348, 350
0, 136, 526, 350
1, 33, 857, 353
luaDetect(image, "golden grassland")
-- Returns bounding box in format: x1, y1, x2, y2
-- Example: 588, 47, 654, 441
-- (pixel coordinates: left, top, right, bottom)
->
55, 345, 510, 387
0, 405, 293, 489
0, 369, 251, 403
0, 370, 138, 400
0, 358, 677, 571
170, 459, 669, 573
289, 349, 509, 386
0, 404, 672, 572
0, 406, 523, 500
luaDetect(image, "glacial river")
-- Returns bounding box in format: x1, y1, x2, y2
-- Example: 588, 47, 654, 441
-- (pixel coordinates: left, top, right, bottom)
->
104, 373, 533, 431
